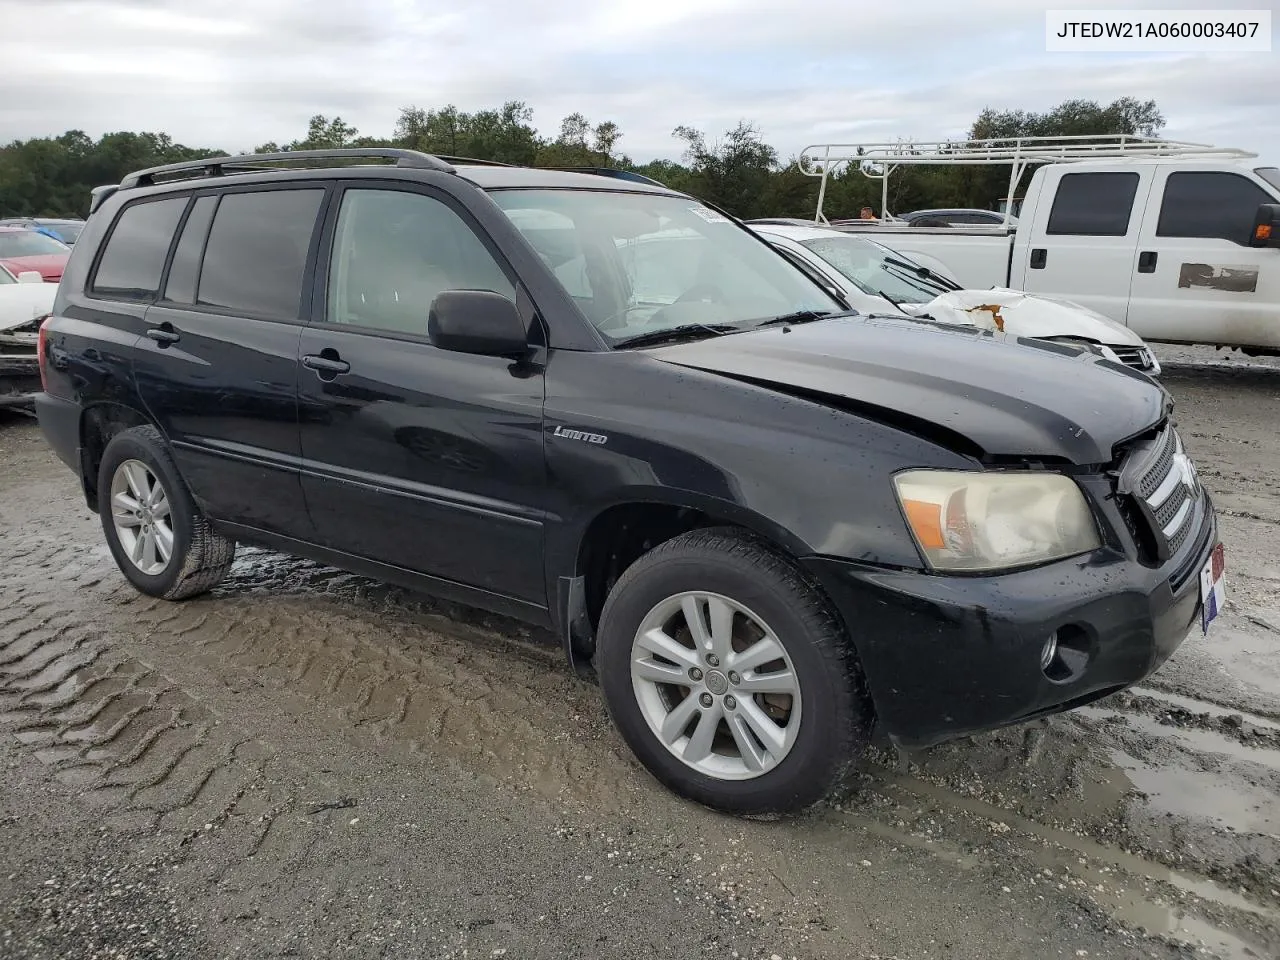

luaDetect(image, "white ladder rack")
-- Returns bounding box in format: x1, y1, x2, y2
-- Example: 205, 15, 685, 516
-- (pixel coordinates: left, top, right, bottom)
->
797, 135, 1257, 224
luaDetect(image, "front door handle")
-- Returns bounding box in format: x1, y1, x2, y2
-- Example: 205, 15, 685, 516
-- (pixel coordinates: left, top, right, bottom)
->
1137, 250, 1158, 273
1029, 248, 1047, 269
146, 323, 180, 346
302, 350, 351, 380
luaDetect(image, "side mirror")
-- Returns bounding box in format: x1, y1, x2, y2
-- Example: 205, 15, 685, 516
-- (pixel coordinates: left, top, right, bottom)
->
16, 270, 44, 284
1249, 203, 1280, 247
428, 289, 530, 357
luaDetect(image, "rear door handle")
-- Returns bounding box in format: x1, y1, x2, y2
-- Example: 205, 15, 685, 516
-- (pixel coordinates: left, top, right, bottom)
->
1029, 248, 1047, 269
1137, 250, 1158, 273
302, 350, 351, 379
146, 323, 180, 346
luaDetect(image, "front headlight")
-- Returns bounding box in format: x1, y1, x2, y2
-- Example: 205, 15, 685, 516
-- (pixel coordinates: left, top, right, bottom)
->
893, 470, 1102, 572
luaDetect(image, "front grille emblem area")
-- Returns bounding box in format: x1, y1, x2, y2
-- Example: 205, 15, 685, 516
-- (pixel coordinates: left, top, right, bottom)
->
1118, 426, 1201, 563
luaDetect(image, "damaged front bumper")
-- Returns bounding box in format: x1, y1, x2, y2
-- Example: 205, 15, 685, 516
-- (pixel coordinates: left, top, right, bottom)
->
0, 319, 41, 413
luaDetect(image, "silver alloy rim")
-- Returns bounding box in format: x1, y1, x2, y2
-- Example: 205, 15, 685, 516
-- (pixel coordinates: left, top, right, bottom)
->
630, 591, 802, 781
109, 459, 174, 577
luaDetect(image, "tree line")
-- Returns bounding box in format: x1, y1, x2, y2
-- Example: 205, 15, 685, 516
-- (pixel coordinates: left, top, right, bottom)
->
0, 97, 1164, 222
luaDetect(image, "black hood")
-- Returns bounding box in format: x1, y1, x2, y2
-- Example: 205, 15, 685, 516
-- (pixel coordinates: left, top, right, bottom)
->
645, 315, 1168, 465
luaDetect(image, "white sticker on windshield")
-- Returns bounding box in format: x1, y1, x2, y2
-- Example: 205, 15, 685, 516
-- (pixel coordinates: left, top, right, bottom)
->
688, 205, 731, 223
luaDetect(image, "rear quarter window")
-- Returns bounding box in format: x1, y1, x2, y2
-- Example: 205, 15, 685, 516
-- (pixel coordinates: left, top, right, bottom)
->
90, 197, 188, 300
1046, 172, 1140, 237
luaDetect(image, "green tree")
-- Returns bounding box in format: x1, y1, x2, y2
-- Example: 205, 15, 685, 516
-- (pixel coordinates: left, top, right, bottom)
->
673, 121, 778, 218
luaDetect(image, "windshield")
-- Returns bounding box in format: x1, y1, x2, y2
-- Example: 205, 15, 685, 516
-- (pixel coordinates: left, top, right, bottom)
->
489, 189, 836, 343
0, 265, 13, 284
42, 222, 83, 244
799, 235, 949, 304
1257, 167, 1280, 193
0, 231, 69, 258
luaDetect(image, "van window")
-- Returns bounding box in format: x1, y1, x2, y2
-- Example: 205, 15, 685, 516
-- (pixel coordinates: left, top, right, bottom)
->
1255, 167, 1280, 192
91, 197, 187, 300
197, 189, 324, 320
1045, 172, 1140, 237
162, 195, 217, 304
1157, 172, 1276, 245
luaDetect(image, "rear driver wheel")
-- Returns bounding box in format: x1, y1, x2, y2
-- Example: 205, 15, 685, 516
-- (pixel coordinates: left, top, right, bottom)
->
597, 527, 872, 815
98, 425, 236, 600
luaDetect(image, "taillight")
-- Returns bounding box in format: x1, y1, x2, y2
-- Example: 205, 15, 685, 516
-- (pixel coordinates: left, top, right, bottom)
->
37, 314, 51, 391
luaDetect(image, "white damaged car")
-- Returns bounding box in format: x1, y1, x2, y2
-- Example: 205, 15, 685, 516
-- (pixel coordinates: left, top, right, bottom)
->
749, 220, 1161, 376
0, 263, 56, 412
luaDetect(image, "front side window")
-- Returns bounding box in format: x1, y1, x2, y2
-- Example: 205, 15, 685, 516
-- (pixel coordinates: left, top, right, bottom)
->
326, 188, 514, 334
0, 229, 72, 259
1157, 172, 1276, 245
490, 189, 835, 343
197, 189, 324, 319
90, 197, 187, 299
1046, 172, 1140, 237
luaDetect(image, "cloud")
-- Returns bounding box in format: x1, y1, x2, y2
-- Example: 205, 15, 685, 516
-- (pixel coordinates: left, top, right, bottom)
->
1, 0, 1275, 165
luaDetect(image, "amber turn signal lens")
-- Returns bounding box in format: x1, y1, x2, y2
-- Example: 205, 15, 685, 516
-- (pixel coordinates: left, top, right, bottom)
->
1257, 224, 1273, 241
902, 498, 945, 550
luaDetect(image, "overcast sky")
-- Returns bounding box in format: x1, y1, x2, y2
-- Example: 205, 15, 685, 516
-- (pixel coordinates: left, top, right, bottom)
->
3, 0, 1277, 164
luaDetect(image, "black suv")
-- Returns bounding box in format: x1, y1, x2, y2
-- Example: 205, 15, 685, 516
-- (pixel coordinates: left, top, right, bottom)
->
35, 149, 1220, 815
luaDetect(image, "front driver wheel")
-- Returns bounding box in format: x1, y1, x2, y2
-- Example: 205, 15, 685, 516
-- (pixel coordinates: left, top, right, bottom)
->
596, 527, 872, 815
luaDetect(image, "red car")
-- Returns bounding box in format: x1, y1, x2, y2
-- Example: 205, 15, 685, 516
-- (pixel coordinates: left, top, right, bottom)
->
0, 226, 70, 282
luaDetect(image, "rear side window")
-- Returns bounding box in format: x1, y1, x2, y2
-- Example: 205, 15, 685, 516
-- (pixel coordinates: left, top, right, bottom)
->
197, 189, 324, 320
162, 195, 217, 304
91, 197, 187, 299
1156, 172, 1275, 245
1046, 172, 1140, 237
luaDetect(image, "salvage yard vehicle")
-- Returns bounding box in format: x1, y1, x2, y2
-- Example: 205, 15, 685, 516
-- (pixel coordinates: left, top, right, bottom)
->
0, 262, 55, 411
800, 135, 1280, 355
35, 149, 1224, 815
749, 221, 1161, 375
0, 226, 70, 283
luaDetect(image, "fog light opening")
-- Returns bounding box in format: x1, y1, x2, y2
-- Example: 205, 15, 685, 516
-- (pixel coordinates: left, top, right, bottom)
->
1042, 625, 1091, 683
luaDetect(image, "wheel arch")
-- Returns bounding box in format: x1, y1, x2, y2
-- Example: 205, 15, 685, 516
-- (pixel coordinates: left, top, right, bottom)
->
553, 488, 816, 676
78, 401, 160, 512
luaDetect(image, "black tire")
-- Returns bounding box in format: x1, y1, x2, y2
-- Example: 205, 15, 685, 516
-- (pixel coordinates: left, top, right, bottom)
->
596, 526, 873, 816
97, 424, 235, 601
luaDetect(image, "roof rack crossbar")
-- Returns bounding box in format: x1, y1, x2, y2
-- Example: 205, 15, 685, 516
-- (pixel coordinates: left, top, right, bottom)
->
118, 148, 456, 190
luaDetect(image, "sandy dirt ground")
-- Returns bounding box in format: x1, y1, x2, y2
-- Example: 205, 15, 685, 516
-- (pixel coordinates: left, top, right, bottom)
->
1, 344, 1277, 960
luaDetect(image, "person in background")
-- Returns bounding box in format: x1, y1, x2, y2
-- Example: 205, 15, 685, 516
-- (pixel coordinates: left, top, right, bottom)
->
859, 206, 876, 220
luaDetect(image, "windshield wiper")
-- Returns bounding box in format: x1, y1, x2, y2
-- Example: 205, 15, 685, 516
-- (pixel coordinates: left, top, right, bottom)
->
612, 322, 739, 349
754, 309, 834, 328
881, 256, 961, 291
877, 291, 904, 310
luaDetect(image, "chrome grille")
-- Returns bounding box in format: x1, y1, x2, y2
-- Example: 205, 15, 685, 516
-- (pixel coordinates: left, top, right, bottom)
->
1109, 345, 1158, 373
1118, 425, 1200, 562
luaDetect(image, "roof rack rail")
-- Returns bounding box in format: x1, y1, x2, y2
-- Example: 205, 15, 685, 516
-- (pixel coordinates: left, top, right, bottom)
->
797, 134, 1258, 224
543, 166, 668, 188
435, 155, 513, 167
118, 148, 456, 190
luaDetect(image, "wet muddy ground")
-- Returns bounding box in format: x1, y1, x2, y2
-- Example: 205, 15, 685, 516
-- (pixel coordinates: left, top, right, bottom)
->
1, 345, 1277, 959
